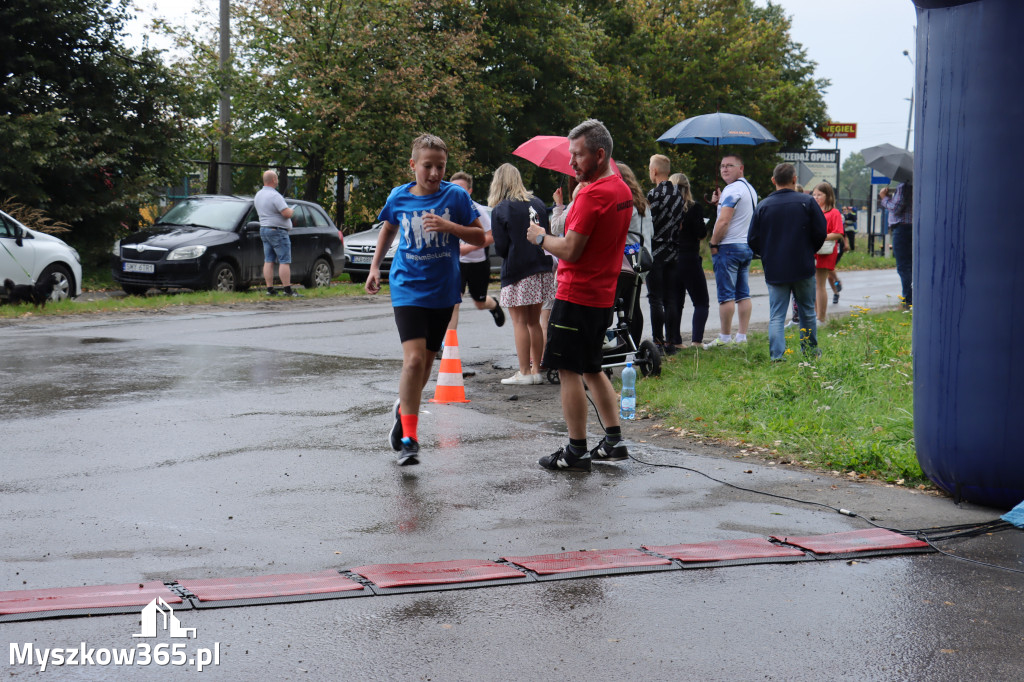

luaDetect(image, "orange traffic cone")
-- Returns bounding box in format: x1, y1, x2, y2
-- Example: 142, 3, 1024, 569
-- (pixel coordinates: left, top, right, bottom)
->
430, 329, 470, 404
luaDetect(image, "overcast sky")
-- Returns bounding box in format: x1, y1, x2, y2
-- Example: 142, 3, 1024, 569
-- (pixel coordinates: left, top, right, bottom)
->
129, 0, 919, 158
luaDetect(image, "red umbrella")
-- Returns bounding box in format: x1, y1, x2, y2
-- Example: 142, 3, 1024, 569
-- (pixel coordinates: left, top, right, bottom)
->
512, 135, 621, 178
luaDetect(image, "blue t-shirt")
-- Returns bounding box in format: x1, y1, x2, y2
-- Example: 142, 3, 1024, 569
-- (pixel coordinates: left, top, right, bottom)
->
377, 181, 480, 308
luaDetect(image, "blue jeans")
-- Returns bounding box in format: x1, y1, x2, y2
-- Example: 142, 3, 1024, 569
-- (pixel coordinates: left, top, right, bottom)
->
767, 278, 817, 360
711, 243, 752, 303
890, 223, 912, 306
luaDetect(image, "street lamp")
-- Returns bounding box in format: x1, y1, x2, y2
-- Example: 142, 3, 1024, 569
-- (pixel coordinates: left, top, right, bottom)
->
903, 50, 914, 151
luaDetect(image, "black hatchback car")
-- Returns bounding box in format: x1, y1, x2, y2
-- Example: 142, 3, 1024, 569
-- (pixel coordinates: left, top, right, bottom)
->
112, 195, 345, 295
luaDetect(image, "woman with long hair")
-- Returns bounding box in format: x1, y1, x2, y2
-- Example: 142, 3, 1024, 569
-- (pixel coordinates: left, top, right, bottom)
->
669, 172, 710, 347
812, 182, 847, 324
489, 163, 555, 385
615, 163, 651, 346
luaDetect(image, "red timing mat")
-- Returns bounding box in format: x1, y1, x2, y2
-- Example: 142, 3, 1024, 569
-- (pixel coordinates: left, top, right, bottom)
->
645, 538, 807, 562
0, 581, 180, 615
351, 559, 525, 589
772, 528, 930, 555
503, 548, 671, 575
178, 570, 363, 602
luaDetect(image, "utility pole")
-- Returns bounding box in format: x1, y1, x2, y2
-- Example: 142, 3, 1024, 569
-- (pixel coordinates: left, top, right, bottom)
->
218, 0, 232, 194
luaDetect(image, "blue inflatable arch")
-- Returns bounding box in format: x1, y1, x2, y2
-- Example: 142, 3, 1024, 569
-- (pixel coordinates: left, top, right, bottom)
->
913, 0, 1024, 508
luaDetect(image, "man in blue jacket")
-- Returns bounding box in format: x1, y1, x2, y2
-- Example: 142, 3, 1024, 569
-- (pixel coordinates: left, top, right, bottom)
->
747, 163, 827, 361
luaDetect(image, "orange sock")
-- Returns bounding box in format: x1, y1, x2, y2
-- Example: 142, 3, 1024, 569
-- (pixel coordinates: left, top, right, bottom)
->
400, 413, 418, 443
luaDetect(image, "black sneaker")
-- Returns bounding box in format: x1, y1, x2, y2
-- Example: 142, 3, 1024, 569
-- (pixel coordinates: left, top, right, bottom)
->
282, 287, 303, 298
388, 399, 402, 451
589, 437, 628, 462
266, 287, 277, 296
832, 292, 839, 305
538, 446, 591, 472
398, 438, 420, 466
491, 303, 505, 327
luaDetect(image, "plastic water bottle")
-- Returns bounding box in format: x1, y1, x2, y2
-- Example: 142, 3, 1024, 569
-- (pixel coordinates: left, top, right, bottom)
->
620, 359, 637, 420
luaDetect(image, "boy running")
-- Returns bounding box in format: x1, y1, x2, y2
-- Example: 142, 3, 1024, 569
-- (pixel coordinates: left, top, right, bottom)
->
366, 135, 486, 465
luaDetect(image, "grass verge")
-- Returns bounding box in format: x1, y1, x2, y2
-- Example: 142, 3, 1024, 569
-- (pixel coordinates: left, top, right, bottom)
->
641, 308, 920, 484
0, 278, 384, 319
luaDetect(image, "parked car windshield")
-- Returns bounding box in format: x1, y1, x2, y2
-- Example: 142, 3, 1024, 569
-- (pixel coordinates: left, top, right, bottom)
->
157, 199, 249, 231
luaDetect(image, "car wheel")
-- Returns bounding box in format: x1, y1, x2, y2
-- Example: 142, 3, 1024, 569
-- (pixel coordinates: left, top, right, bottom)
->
122, 284, 150, 296
304, 257, 333, 288
347, 272, 367, 284
210, 262, 239, 292
39, 263, 74, 301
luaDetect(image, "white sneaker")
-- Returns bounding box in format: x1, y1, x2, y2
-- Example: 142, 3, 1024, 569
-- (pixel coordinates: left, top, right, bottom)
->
784, 320, 798, 329
703, 337, 733, 350
732, 336, 748, 345
501, 371, 536, 385
531, 373, 545, 385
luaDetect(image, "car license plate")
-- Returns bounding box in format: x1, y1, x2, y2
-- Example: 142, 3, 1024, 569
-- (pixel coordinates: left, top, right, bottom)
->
351, 255, 372, 264
123, 262, 155, 274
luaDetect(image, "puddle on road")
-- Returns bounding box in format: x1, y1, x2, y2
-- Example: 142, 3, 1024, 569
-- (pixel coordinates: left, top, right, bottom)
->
0, 338, 400, 418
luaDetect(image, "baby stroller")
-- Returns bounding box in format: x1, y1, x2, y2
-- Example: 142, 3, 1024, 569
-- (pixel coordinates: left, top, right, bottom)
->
546, 242, 661, 384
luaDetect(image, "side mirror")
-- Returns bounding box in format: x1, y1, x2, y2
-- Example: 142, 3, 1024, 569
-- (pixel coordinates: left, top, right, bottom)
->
245, 221, 261, 232
15, 226, 23, 247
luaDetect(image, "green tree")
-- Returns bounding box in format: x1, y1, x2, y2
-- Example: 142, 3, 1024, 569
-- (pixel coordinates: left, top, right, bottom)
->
580, 0, 829, 200
167, 0, 484, 223
839, 152, 871, 207
0, 0, 191, 262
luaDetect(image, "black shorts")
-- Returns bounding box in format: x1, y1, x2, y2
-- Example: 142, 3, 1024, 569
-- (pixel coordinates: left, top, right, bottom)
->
459, 260, 490, 302
542, 299, 613, 375
393, 305, 455, 352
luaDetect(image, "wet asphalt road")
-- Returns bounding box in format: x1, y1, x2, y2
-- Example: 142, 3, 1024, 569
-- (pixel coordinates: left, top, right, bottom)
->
1, 269, 1023, 680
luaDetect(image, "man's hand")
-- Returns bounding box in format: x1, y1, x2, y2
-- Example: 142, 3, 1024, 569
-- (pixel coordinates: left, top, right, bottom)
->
878, 187, 889, 200
526, 221, 545, 244
710, 187, 721, 205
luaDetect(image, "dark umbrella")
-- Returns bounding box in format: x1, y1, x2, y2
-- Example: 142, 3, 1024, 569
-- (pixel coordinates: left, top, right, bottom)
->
861, 143, 914, 183
657, 112, 779, 146
512, 135, 621, 178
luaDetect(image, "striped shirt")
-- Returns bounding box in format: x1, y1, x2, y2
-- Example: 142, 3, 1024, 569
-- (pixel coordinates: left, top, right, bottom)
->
880, 183, 912, 226
646, 180, 683, 263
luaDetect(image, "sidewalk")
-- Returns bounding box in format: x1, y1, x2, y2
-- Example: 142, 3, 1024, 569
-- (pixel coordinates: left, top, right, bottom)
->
657, 267, 903, 337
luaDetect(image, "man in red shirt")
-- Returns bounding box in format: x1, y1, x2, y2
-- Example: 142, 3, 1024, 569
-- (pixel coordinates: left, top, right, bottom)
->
527, 119, 632, 472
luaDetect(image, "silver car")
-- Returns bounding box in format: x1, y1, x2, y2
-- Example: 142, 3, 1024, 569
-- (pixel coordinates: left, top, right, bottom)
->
0, 210, 83, 301
343, 219, 501, 283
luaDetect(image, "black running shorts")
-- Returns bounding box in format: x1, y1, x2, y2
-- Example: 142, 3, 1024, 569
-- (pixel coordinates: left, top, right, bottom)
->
459, 260, 491, 302
542, 299, 613, 375
393, 305, 455, 352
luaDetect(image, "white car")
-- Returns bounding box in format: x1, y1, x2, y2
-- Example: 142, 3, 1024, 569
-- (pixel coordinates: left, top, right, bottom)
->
0, 210, 83, 301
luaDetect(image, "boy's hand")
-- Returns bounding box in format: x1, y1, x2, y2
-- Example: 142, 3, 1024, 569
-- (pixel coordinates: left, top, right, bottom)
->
365, 268, 381, 294
421, 212, 452, 234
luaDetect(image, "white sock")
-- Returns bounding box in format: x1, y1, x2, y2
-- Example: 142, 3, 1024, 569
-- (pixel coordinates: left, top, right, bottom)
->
734, 333, 747, 342
720, 333, 731, 343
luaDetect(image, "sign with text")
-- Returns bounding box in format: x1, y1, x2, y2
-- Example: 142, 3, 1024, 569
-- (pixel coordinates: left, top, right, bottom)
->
819, 122, 858, 139
779, 149, 839, 190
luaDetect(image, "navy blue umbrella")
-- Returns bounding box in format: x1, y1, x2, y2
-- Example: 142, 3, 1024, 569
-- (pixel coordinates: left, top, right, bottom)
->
657, 112, 778, 146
